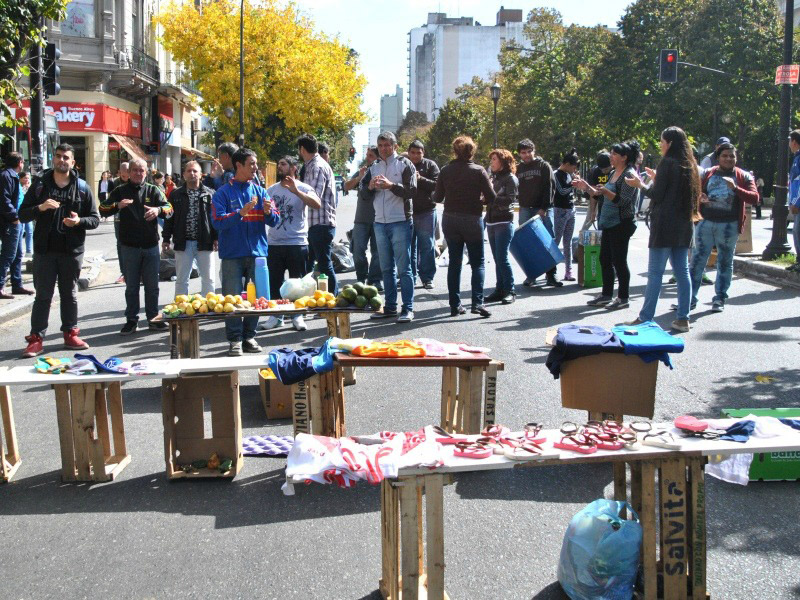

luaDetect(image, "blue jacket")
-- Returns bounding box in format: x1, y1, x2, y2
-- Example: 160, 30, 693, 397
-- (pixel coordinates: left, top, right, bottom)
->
211, 179, 279, 259
0, 167, 20, 224
790, 151, 800, 207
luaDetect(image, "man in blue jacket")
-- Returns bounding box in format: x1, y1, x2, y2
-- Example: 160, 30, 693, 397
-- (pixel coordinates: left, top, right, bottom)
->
212, 147, 280, 356
787, 130, 800, 272
0, 152, 33, 298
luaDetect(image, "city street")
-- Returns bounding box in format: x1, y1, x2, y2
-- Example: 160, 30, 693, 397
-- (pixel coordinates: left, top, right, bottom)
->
0, 199, 797, 600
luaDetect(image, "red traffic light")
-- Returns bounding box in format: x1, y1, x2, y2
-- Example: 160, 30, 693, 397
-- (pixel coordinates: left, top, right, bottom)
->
666, 54, 675, 63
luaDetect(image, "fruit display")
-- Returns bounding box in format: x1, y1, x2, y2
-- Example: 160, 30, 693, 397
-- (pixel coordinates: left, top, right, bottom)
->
293, 289, 337, 309
161, 292, 251, 318
336, 282, 383, 311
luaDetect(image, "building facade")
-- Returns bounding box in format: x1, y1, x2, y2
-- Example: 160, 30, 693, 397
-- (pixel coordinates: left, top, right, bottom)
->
408, 8, 527, 121
379, 85, 404, 135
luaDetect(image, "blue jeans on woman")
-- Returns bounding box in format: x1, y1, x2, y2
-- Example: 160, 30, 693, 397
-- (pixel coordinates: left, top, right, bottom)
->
374, 220, 414, 313
638, 247, 691, 321
443, 212, 485, 309
690, 220, 738, 307
487, 222, 514, 295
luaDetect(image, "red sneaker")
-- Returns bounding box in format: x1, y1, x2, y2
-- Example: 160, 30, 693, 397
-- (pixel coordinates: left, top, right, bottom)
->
22, 334, 44, 358
63, 328, 90, 350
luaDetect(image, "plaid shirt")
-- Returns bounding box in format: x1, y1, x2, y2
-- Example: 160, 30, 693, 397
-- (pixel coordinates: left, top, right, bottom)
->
302, 154, 336, 227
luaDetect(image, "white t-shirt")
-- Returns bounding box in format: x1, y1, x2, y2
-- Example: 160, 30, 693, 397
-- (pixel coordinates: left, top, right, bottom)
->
267, 180, 319, 246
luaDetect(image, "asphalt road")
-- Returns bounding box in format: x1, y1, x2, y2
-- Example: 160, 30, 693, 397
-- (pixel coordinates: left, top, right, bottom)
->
0, 201, 798, 600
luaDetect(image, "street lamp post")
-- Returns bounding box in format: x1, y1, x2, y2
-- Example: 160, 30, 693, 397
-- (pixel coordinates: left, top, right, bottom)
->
238, 0, 245, 148
491, 82, 501, 149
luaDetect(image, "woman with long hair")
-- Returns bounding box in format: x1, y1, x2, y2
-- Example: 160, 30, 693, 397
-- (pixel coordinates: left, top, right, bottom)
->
433, 136, 496, 317
552, 148, 580, 281
574, 140, 640, 310
485, 149, 518, 304
625, 126, 700, 332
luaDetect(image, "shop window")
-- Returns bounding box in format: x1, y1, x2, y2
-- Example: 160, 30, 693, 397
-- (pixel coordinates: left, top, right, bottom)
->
62, 0, 96, 38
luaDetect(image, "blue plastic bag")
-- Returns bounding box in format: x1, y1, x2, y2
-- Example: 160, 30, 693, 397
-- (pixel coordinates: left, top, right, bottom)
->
557, 499, 642, 600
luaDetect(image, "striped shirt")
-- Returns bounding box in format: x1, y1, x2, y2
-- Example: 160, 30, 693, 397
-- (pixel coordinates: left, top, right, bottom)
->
302, 154, 336, 227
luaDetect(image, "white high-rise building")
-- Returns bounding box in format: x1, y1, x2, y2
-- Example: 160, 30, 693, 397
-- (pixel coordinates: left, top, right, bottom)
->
408, 7, 528, 121
379, 85, 404, 134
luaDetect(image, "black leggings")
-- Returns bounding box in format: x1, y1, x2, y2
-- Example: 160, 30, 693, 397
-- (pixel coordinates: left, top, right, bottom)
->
600, 219, 635, 299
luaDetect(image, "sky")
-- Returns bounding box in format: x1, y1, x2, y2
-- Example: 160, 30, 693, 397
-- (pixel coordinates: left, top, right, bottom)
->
290, 1, 635, 167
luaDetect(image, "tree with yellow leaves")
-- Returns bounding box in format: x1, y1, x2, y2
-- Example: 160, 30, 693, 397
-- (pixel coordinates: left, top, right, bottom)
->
154, 0, 367, 159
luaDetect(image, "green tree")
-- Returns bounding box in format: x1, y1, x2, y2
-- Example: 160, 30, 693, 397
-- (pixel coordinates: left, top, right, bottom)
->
422, 98, 488, 166
396, 110, 431, 149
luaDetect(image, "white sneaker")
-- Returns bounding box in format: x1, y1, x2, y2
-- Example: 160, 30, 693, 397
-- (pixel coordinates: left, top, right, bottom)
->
258, 316, 283, 331
292, 315, 307, 331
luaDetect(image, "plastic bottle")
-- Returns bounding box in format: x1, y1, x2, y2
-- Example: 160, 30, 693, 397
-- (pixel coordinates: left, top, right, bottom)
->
254, 257, 270, 300
316, 273, 328, 293
246, 281, 257, 303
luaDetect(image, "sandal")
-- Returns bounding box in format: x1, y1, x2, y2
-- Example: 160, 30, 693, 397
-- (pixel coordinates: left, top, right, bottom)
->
585, 431, 625, 451
560, 421, 580, 435
523, 422, 546, 444
554, 434, 597, 455
504, 441, 545, 460
642, 430, 681, 450
619, 431, 641, 451
453, 441, 493, 459
674, 415, 709, 433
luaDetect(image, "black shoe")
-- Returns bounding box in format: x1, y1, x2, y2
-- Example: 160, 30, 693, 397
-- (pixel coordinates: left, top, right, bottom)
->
484, 290, 504, 303
545, 277, 563, 288
450, 305, 466, 316
422, 281, 434, 290
148, 320, 168, 331
119, 321, 137, 336
471, 305, 491, 318
522, 278, 535, 287
500, 293, 515, 304
370, 309, 398, 319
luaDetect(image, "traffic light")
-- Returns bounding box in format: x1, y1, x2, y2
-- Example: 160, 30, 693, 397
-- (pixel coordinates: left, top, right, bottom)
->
43, 42, 61, 96
349, 146, 356, 160
659, 49, 678, 84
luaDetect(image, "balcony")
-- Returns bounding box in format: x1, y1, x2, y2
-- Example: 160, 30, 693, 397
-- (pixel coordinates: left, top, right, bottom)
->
110, 46, 160, 98
162, 70, 201, 98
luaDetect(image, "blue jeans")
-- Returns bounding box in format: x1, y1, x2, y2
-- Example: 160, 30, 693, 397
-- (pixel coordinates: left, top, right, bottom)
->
220, 256, 259, 342
443, 212, 485, 308
690, 220, 739, 305
411, 210, 437, 284
120, 244, 160, 322
487, 222, 515, 294
351, 222, 382, 285
374, 220, 414, 313
20, 222, 33, 254
307, 224, 338, 295
0, 222, 22, 290
638, 247, 691, 321
793, 210, 800, 258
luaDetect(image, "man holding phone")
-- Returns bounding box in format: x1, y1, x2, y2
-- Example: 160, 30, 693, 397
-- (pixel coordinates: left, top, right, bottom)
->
19, 143, 99, 357
101, 157, 173, 335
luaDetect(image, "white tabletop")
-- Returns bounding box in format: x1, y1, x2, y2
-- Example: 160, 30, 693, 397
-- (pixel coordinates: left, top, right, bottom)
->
0, 363, 182, 386
168, 356, 271, 374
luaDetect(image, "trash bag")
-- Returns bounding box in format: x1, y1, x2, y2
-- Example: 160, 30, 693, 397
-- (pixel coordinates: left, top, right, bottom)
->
159, 248, 198, 281
557, 499, 642, 600
280, 273, 318, 300
332, 240, 355, 273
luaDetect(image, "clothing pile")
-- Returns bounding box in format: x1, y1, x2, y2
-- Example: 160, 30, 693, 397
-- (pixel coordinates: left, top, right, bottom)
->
351, 340, 426, 358
546, 321, 683, 378
33, 354, 170, 376
283, 426, 444, 495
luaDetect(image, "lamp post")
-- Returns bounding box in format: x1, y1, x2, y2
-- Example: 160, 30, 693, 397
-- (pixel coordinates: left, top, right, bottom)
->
238, 0, 245, 148
491, 82, 501, 149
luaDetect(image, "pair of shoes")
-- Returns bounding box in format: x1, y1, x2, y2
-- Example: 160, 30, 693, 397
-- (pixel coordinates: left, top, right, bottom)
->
605, 297, 629, 310
587, 294, 612, 306
451, 305, 466, 316
21, 334, 44, 358
422, 281, 434, 290
671, 302, 697, 311
563, 274, 576, 282
228, 341, 242, 356
258, 315, 284, 330
243, 339, 261, 353
12, 287, 34, 295
119, 321, 137, 336
292, 315, 307, 331
63, 328, 89, 350
115, 275, 125, 284
711, 301, 725, 313
701, 274, 713, 285
370, 308, 398, 320
396, 310, 414, 323
484, 290, 504, 303
148, 320, 168, 331
501, 293, 515, 304
0, 289, 13, 299
545, 277, 563, 288
625, 318, 645, 326
471, 305, 491, 318
671, 319, 690, 333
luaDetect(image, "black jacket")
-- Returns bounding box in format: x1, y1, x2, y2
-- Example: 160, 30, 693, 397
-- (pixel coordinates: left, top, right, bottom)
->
100, 181, 173, 248
162, 184, 218, 251
19, 169, 100, 255
411, 157, 440, 215
485, 170, 518, 224
0, 167, 20, 224
517, 158, 553, 211
434, 159, 496, 216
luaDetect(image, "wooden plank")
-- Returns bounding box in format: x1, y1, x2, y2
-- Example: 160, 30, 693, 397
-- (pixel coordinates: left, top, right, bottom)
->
425, 475, 445, 599
231, 371, 243, 476
338, 314, 357, 386
689, 458, 707, 600
640, 461, 657, 600
53, 384, 76, 481
445, 367, 457, 433
380, 480, 401, 600
90, 438, 109, 482
456, 368, 470, 434
291, 380, 310, 436
660, 458, 689, 600
325, 313, 338, 337
333, 366, 346, 438
162, 382, 177, 478
1, 386, 20, 463
336, 353, 492, 368
468, 368, 482, 434
107, 382, 127, 457
400, 479, 421, 600
70, 384, 92, 481
613, 462, 627, 517
319, 370, 335, 437
94, 385, 112, 457
190, 320, 200, 358
169, 322, 179, 359
308, 375, 324, 436
482, 363, 498, 428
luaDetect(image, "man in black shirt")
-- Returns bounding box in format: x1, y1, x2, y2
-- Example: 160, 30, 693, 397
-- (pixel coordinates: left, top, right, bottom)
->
583, 152, 612, 228
18, 143, 100, 357
407, 140, 440, 289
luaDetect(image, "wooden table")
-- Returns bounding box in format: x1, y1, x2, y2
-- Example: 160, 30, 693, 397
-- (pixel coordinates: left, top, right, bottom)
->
370, 430, 800, 600
0, 366, 181, 482
1, 382, 21, 483
291, 353, 504, 438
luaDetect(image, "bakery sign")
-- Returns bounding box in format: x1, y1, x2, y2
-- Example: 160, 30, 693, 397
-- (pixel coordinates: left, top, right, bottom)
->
48, 102, 142, 138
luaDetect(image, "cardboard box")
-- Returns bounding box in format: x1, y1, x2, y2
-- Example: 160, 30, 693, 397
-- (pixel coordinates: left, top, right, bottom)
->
259, 370, 293, 419
577, 244, 603, 288
722, 408, 800, 481
559, 353, 658, 418
735, 205, 753, 254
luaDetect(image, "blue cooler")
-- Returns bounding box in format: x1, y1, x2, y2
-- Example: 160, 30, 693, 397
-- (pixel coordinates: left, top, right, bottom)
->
510, 215, 564, 280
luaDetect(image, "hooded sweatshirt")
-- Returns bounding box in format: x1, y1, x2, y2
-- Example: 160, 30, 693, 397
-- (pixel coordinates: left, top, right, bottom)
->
362, 152, 417, 224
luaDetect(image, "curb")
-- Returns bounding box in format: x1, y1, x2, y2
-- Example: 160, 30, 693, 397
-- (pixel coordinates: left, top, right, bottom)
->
78, 253, 107, 291
733, 255, 800, 290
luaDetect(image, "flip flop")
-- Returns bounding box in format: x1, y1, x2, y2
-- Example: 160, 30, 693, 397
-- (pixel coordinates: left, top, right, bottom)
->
554, 435, 597, 455
504, 441, 545, 460
453, 442, 493, 459
619, 431, 641, 451
586, 432, 625, 451
674, 415, 709, 433
642, 431, 681, 450
523, 422, 547, 444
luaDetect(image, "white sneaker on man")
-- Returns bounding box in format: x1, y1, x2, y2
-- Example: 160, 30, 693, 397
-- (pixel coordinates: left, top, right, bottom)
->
258, 316, 283, 331
292, 315, 307, 331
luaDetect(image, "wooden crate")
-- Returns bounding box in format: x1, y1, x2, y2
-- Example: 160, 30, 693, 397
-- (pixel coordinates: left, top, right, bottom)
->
1, 386, 21, 483
53, 381, 130, 482
162, 371, 243, 479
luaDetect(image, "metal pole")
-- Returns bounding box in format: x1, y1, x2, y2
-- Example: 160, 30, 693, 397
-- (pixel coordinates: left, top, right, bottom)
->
492, 100, 498, 149
238, 0, 245, 148
763, 0, 794, 259
29, 37, 45, 175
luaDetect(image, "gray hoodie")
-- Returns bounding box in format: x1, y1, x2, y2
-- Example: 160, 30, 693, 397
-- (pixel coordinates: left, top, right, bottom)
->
362, 152, 417, 224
